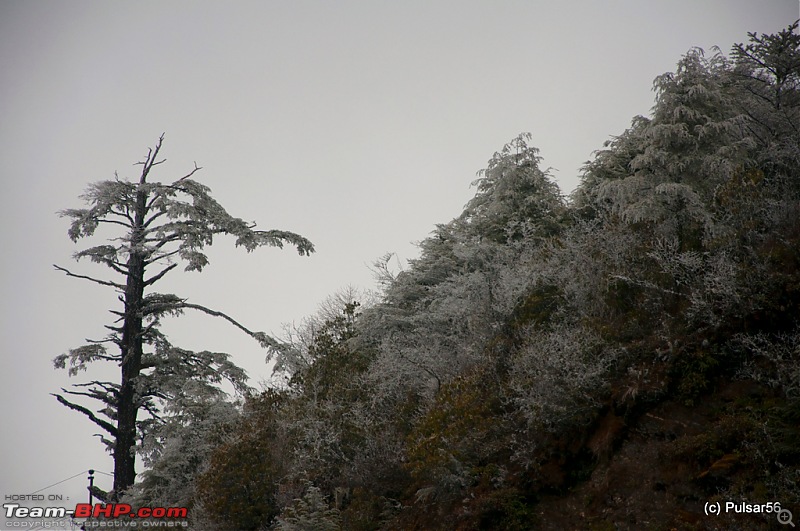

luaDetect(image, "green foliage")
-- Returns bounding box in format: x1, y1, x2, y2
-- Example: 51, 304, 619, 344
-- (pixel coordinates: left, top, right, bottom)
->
474, 486, 537, 530
195, 391, 289, 530
275, 483, 342, 531
405, 369, 503, 488
509, 283, 560, 331
665, 413, 756, 468
289, 301, 368, 401
338, 488, 398, 531
671, 349, 721, 406
662, 392, 800, 506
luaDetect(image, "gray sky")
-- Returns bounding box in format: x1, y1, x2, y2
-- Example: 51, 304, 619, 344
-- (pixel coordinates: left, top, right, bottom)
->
1, 0, 797, 522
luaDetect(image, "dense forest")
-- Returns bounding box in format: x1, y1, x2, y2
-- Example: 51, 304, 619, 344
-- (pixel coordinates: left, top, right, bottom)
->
63, 24, 799, 530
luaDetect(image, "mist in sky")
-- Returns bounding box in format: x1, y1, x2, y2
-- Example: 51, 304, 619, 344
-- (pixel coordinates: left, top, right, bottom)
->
0, 0, 796, 521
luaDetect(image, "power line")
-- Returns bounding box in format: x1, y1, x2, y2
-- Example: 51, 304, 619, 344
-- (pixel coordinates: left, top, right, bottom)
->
26, 469, 114, 495
17, 469, 114, 531
28, 470, 89, 495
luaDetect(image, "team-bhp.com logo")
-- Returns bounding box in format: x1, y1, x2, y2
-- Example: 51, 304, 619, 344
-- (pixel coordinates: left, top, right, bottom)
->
4, 503, 188, 527
73, 504, 187, 519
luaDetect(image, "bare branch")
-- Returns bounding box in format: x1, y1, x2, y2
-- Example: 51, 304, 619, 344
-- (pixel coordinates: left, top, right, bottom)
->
109, 207, 134, 225
144, 248, 181, 264
147, 234, 182, 246
140, 402, 164, 422
104, 325, 124, 335
142, 210, 166, 229
84, 337, 122, 349
135, 133, 166, 183
107, 262, 129, 276
72, 246, 129, 275
78, 257, 128, 276
53, 264, 125, 290
51, 393, 118, 437
144, 263, 178, 287
179, 302, 280, 348
63, 388, 118, 407
97, 219, 133, 229
138, 321, 158, 341
177, 162, 202, 182
609, 274, 683, 296
74, 380, 120, 395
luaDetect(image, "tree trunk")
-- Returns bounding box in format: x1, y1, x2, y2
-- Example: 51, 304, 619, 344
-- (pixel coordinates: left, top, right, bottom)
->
112, 184, 148, 498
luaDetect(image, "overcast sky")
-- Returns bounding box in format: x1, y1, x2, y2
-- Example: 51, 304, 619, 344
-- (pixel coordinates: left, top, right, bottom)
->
1, 0, 797, 524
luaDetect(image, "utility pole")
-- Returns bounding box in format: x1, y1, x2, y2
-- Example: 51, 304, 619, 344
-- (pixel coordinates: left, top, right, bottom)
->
87, 470, 94, 505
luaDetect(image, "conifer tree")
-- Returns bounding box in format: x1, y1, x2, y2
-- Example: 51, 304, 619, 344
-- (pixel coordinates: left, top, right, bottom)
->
52, 135, 314, 499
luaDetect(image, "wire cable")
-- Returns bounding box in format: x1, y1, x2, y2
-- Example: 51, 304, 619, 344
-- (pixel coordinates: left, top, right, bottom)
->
18, 470, 113, 530
28, 470, 89, 495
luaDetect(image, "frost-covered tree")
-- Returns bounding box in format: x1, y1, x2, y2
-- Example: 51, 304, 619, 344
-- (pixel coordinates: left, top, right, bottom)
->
52, 135, 314, 499
589, 48, 748, 239
461, 132, 564, 243
123, 396, 239, 509
732, 21, 800, 135
508, 322, 618, 432
363, 134, 566, 400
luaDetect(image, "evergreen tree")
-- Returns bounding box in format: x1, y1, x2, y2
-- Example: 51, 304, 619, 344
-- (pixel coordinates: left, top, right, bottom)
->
52, 135, 314, 499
